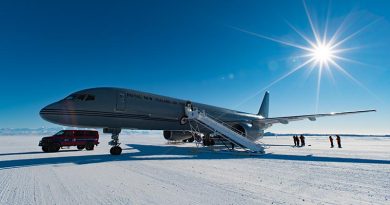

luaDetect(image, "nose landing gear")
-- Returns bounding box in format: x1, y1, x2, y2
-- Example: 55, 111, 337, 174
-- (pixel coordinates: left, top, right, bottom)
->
104, 128, 123, 155
110, 146, 122, 155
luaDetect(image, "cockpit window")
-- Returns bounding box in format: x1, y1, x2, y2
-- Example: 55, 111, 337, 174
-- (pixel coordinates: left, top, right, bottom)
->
77, 94, 86, 101
65, 94, 77, 100
85, 95, 95, 101
64, 94, 95, 101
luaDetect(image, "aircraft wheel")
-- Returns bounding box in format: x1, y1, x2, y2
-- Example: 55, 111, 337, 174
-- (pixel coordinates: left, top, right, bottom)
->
85, 143, 94, 151
110, 146, 122, 155
77, 145, 85, 150
188, 136, 195, 143
210, 139, 215, 146
203, 139, 209, 146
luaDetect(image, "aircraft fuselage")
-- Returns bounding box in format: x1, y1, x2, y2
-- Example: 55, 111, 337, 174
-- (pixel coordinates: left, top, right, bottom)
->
40, 87, 265, 140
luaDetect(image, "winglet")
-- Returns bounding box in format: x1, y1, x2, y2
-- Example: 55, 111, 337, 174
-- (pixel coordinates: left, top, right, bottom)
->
258, 91, 269, 118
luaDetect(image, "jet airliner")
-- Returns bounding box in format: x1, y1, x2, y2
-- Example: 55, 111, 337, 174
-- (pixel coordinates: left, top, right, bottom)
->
39, 87, 375, 155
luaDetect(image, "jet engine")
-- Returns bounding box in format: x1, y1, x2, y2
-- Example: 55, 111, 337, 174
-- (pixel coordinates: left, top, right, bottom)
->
163, 130, 193, 141
231, 123, 263, 141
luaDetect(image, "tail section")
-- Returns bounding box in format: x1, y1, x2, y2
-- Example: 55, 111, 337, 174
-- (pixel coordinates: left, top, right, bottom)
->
258, 91, 269, 118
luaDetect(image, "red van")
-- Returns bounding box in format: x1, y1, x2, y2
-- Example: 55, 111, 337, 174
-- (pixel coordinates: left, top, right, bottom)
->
39, 130, 99, 152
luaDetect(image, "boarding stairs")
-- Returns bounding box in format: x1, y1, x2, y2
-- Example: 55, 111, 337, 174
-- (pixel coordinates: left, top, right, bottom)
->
185, 106, 264, 153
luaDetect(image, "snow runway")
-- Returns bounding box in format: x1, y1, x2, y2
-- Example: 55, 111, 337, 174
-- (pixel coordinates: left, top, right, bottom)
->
0, 134, 389, 204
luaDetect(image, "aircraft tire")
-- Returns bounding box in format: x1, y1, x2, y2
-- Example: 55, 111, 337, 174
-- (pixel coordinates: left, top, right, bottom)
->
188, 136, 195, 143
210, 139, 215, 146
110, 146, 122, 155
203, 139, 209, 146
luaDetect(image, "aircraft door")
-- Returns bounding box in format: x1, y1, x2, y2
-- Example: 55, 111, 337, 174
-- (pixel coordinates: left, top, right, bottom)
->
116, 93, 126, 111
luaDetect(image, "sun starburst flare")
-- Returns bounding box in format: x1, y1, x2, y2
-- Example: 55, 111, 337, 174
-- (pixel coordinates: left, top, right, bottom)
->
230, 0, 380, 112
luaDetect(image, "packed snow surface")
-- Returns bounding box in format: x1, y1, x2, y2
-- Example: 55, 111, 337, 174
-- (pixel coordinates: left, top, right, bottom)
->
0, 133, 389, 205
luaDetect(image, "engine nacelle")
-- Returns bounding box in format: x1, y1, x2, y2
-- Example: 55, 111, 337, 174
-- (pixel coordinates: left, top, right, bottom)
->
231, 123, 264, 141
163, 130, 193, 141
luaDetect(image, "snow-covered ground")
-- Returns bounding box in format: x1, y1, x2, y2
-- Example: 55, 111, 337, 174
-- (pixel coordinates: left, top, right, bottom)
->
0, 133, 389, 205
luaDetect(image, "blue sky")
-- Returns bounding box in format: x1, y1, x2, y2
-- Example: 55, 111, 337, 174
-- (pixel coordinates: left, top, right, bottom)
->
0, 0, 389, 134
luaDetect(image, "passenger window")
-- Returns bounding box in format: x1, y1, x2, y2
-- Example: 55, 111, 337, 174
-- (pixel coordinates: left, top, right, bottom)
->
85, 95, 95, 101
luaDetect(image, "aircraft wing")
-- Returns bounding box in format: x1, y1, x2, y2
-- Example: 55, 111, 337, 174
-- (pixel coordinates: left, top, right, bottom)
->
256, 109, 376, 125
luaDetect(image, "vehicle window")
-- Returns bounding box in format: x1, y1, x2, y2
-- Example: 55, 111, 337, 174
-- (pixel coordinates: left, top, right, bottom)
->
65, 131, 73, 136
85, 95, 95, 101
54, 131, 64, 136
75, 131, 84, 136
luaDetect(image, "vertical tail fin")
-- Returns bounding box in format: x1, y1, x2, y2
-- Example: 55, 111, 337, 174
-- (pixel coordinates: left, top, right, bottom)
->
258, 91, 269, 118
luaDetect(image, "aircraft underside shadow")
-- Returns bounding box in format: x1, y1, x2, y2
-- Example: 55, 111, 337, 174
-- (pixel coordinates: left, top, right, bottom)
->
0, 143, 389, 170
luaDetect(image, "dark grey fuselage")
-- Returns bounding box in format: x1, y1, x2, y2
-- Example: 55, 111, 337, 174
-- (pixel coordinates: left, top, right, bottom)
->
40, 87, 266, 140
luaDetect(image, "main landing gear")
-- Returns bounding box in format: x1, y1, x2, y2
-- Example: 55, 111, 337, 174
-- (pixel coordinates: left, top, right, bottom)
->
104, 128, 122, 155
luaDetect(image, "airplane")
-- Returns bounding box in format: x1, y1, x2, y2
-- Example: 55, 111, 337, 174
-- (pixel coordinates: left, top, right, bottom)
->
39, 87, 376, 155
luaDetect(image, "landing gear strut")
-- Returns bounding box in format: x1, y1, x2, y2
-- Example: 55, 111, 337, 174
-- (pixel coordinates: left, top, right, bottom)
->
104, 128, 122, 155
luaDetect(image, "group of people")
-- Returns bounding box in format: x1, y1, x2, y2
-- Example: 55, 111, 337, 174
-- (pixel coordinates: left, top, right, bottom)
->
293, 135, 305, 147
329, 135, 342, 148
292, 135, 342, 148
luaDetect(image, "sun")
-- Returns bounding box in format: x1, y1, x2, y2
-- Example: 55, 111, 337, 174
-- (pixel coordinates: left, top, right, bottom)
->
312, 43, 333, 65
230, 0, 378, 112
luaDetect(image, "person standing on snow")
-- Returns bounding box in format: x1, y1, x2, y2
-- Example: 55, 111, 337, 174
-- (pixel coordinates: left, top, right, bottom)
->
336, 135, 342, 148
299, 135, 305, 146
293, 135, 297, 146
329, 136, 334, 148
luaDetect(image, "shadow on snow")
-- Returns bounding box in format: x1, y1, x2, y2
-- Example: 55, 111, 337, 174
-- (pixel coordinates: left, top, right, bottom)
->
0, 143, 389, 170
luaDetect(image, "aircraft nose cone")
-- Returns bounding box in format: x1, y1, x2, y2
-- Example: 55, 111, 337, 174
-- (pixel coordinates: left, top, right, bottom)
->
39, 105, 51, 121
39, 102, 60, 122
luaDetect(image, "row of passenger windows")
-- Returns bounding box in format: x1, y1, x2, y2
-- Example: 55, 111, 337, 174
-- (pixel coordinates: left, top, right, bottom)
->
65, 94, 95, 101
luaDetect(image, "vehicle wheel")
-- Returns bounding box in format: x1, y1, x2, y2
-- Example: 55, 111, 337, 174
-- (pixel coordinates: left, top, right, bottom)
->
42, 146, 49, 152
179, 116, 188, 125
49, 144, 60, 152
85, 143, 94, 151
188, 136, 195, 143
110, 146, 122, 155
77, 145, 85, 150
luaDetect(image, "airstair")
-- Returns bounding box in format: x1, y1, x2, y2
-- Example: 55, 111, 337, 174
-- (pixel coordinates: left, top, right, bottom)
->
185, 105, 264, 153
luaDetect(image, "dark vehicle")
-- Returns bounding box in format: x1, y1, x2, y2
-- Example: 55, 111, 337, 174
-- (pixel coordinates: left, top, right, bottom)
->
39, 130, 99, 152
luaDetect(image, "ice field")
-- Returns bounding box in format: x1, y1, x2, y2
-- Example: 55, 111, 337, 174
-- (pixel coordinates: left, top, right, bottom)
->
0, 133, 389, 205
